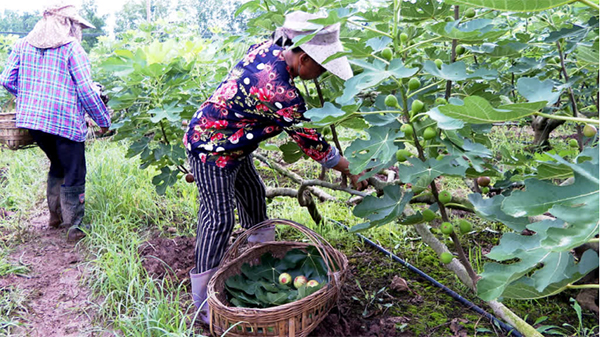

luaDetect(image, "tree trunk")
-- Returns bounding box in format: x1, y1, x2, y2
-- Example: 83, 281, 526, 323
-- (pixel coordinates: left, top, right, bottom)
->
531, 116, 565, 151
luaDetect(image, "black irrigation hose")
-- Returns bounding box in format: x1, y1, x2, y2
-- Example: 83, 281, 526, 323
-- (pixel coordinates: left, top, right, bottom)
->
330, 219, 523, 337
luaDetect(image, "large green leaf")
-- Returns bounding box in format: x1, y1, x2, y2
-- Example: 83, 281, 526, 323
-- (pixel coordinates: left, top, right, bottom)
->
426, 19, 507, 41
427, 107, 465, 130
516, 77, 562, 106
469, 194, 529, 232
151, 167, 179, 195
444, 0, 572, 12
352, 185, 414, 229
438, 96, 546, 124
401, 1, 451, 21
502, 160, 599, 217
423, 61, 497, 81
304, 102, 355, 127
337, 59, 418, 104
397, 156, 468, 186
344, 123, 403, 175
477, 221, 599, 301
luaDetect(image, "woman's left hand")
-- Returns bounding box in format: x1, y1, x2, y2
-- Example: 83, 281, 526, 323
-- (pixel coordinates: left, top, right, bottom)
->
349, 173, 368, 191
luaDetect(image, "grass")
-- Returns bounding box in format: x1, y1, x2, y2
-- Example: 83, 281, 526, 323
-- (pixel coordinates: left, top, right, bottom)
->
0, 128, 598, 336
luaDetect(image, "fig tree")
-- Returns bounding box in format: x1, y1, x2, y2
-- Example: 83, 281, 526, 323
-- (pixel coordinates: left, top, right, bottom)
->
440, 222, 453, 235
423, 127, 436, 140
401, 123, 414, 137
385, 94, 399, 107
583, 124, 597, 137
440, 252, 454, 264
476, 176, 490, 187
382, 47, 393, 61
438, 190, 452, 204
459, 220, 472, 234
408, 77, 421, 91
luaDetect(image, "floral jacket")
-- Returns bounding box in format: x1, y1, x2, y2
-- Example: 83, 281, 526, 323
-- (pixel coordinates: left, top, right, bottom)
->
184, 40, 340, 169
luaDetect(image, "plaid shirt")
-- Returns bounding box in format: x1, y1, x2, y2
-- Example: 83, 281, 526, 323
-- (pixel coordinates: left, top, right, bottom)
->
0, 39, 110, 142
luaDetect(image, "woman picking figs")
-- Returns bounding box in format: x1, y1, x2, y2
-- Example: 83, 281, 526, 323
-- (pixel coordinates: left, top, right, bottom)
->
182, 11, 367, 323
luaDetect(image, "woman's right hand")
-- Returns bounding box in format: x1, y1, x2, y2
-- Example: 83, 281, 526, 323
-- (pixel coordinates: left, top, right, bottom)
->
349, 173, 368, 191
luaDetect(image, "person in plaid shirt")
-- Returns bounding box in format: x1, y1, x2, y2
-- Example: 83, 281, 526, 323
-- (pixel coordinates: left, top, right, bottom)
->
0, 2, 111, 242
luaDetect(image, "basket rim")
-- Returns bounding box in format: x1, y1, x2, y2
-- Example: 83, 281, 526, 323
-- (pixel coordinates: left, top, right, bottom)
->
207, 241, 347, 316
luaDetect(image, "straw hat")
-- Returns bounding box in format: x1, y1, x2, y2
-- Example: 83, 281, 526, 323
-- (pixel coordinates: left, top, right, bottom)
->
274, 11, 353, 81
26, 1, 95, 49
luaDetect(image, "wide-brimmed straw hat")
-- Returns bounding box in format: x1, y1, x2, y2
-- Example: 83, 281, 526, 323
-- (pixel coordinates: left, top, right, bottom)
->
26, 1, 95, 49
274, 11, 353, 81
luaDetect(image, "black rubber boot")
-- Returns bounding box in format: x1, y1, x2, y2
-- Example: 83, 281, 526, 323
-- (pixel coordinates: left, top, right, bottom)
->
47, 175, 63, 228
60, 185, 88, 242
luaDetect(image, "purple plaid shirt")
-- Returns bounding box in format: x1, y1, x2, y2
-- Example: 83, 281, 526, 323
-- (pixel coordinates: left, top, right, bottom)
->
0, 39, 110, 142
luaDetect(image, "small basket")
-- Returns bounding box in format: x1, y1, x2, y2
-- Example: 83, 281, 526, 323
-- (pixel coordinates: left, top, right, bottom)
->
0, 112, 34, 150
207, 219, 348, 337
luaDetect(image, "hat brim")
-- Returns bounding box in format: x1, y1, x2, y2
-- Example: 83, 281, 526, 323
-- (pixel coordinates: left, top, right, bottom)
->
73, 15, 95, 29
302, 42, 353, 81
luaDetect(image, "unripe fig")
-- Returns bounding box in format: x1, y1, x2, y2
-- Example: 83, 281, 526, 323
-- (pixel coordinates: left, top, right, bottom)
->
477, 176, 490, 187
438, 190, 452, 204
400, 32, 409, 43
436, 154, 445, 161
279, 273, 292, 285
583, 124, 597, 137
401, 123, 414, 137
459, 220, 472, 234
464, 8, 475, 18
408, 78, 421, 91
411, 99, 424, 113
294, 275, 308, 289
396, 149, 412, 162
422, 209, 437, 222
440, 222, 454, 235
434, 59, 443, 69
423, 127, 436, 140
456, 45, 465, 55
569, 138, 579, 148
382, 47, 393, 61
385, 94, 399, 107
481, 186, 490, 194
440, 252, 454, 264
435, 97, 447, 105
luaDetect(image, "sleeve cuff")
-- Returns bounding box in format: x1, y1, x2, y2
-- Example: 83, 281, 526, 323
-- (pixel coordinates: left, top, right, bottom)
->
319, 146, 341, 169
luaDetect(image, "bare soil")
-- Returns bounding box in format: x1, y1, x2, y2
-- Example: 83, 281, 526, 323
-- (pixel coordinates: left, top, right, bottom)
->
138, 233, 497, 337
0, 212, 104, 337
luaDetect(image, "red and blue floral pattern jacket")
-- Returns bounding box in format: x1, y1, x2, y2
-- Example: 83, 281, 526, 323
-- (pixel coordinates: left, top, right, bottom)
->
184, 40, 340, 169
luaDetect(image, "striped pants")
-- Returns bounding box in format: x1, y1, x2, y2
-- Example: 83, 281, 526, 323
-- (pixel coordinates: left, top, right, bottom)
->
188, 153, 268, 273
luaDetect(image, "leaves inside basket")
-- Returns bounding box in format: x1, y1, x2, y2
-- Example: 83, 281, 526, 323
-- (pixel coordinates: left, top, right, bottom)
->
225, 247, 330, 308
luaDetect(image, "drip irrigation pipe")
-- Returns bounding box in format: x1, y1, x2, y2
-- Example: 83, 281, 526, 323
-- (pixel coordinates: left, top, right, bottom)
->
330, 219, 522, 337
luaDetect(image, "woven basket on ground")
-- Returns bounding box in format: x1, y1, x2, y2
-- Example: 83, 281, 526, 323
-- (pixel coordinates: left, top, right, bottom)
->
0, 112, 34, 150
207, 219, 348, 337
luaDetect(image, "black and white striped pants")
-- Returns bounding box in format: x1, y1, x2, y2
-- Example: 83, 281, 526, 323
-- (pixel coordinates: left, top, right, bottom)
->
188, 153, 268, 273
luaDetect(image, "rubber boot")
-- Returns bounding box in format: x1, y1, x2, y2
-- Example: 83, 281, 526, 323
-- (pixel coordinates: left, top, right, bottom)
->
60, 185, 88, 242
247, 225, 276, 244
190, 267, 218, 324
47, 175, 63, 228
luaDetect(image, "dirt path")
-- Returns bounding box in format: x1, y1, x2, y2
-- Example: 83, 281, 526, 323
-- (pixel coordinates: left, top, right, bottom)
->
0, 211, 103, 337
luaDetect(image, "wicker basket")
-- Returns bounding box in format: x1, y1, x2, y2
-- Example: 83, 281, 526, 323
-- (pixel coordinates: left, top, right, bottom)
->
0, 112, 34, 150
207, 219, 348, 337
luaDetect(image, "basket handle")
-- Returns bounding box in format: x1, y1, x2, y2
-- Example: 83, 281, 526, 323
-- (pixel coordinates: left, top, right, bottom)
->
220, 219, 342, 279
